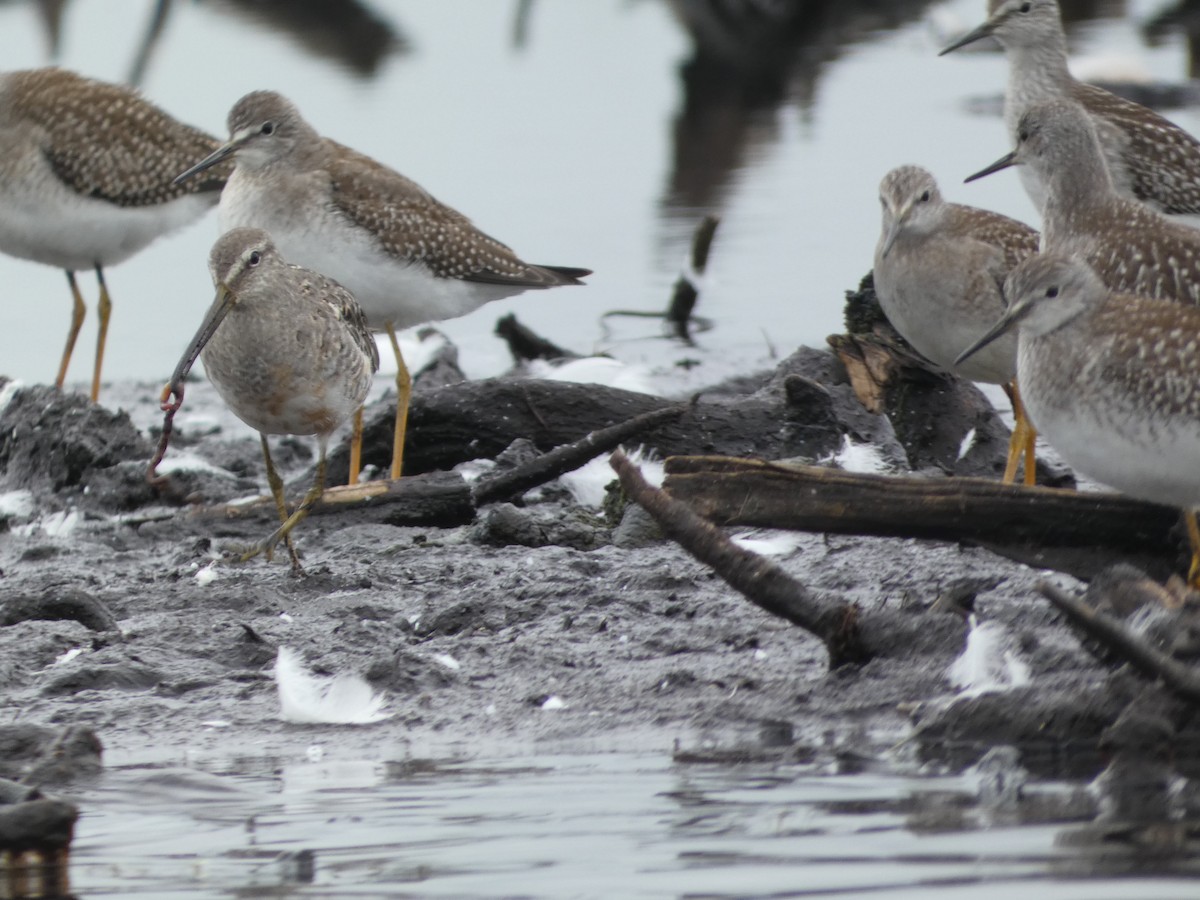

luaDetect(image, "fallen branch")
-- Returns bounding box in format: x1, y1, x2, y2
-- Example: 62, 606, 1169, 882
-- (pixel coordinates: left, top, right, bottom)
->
663, 456, 1182, 580
472, 404, 689, 506
1037, 580, 1200, 705
610, 448, 870, 667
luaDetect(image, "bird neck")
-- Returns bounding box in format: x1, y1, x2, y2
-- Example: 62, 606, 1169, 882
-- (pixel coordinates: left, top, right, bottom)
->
1004, 33, 1073, 109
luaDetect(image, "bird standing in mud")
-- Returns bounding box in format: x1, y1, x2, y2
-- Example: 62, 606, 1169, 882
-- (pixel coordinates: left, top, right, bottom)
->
958, 254, 1200, 585
873, 165, 1040, 484
173, 90, 590, 485
940, 0, 1200, 218
0, 67, 228, 402
161, 227, 378, 570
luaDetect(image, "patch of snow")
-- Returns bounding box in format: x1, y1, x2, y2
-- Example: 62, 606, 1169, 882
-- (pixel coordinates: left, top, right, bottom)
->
195, 563, 219, 587
731, 531, 804, 559
153, 453, 237, 479
0, 490, 34, 519
432, 653, 461, 671
455, 458, 495, 484
560, 447, 664, 508
541, 695, 567, 711
528, 357, 659, 397
957, 427, 977, 462
948, 615, 1031, 696
0, 379, 22, 417
52, 647, 85, 667
822, 435, 892, 475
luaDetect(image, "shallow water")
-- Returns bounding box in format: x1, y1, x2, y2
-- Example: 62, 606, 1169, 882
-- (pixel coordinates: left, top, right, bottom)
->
0, 0, 1195, 394
66, 750, 1200, 898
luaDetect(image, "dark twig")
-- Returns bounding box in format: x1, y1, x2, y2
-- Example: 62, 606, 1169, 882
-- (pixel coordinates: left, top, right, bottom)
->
609, 448, 869, 667
472, 405, 688, 506
1036, 580, 1200, 705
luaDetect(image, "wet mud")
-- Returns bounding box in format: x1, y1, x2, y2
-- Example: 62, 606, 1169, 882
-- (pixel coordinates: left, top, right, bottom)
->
0, 328, 1187, 790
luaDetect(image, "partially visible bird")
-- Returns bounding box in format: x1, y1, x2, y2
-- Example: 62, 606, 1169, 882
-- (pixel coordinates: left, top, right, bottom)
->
873, 165, 1040, 483
967, 100, 1200, 307
958, 253, 1200, 585
167, 227, 378, 568
173, 90, 589, 485
940, 0, 1200, 217
0, 67, 228, 401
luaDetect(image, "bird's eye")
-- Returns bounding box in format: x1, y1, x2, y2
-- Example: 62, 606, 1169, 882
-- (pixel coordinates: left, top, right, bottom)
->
1019, 2, 1031, 12
920, 190, 931, 202
261, 122, 275, 135
1045, 285, 1059, 298
1018, 129, 1029, 142
249, 250, 262, 267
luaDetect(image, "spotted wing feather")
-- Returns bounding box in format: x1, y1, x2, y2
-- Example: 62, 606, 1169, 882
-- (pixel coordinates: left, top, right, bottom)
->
9, 68, 229, 207
327, 140, 587, 287
293, 264, 381, 373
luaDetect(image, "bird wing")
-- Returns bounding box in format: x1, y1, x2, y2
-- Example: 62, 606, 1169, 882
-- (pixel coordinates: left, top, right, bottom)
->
326, 140, 576, 287
13, 68, 228, 207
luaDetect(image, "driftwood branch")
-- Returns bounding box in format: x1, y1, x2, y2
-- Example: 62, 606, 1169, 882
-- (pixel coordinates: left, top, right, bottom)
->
1037, 580, 1200, 705
472, 404, 689, 505
610, 448, 870, 667
663, 456, 1183, 580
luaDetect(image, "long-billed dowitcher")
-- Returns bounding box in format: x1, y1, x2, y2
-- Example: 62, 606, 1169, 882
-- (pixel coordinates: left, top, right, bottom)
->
957, 253, 1200, 583
168, 227, 378, 568
0, 67, 228, 401
873, 165, 1040, 483
940, 0, 1200, 217
173, 91, 589, 484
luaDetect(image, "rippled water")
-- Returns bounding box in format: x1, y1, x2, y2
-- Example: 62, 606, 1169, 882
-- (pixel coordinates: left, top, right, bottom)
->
65, 751, 1200, 898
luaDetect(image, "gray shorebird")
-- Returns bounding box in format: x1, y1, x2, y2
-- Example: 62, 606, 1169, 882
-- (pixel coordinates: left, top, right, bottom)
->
173, 90, 590, 484
957, 253, 1200, 584
967, 99, 1200, 306
0, 67, 228, 401
873, 165, 1040, 484
166, 227, 378, 568
940, 0, 1200, 217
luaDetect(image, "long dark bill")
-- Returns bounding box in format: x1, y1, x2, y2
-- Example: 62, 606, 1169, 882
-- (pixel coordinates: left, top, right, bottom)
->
964, 150, 1018, 184
147, 285, 237, 484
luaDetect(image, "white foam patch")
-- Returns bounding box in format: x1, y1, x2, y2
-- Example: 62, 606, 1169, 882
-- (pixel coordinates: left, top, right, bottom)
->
153, 453, 237, 479
957, 427, 978, 462
527, 357, 659, 397
948, 616, 1031, 696
0, 379, 23, 417
275, 647, 392, 725
822, 435, 892, 475
541, 695, 567, 711
559, 447, 665, 508
731, 531, 804, 558
0, 490, 34, 519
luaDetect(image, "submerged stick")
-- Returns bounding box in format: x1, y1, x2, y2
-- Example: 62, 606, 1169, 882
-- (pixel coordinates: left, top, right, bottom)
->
609, 448, 869, 667
1037, 580, 1200, 705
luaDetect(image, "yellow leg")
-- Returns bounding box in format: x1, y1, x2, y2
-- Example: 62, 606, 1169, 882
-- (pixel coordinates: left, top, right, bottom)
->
259, 434, 300, 569
91, 265, 112, 403
54, 271, 87, 391
1184, 510, 1200, 589
1001, 380, 1038, 486
387, 324, 411, 481
347, 406, 364, 487
243, 445, 328, 568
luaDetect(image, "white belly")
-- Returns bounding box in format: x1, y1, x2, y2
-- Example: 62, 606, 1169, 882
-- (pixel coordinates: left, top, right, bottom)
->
219, 172, 523, 330
0, 152, 216, 271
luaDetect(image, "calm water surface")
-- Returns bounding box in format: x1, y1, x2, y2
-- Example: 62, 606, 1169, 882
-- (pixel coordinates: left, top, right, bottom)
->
0, 0, 1194, 392
69, 750, 1200, 898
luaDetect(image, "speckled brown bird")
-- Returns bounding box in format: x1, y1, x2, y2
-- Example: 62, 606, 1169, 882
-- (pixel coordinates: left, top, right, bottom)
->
173, 90, 590, 484
171, 226, 378, 568
968, 100, 1200, 306
0, 67, 229, 401
957, 253, 1200, 584
873, 165, 1041, 484
941, 0, 1200, 217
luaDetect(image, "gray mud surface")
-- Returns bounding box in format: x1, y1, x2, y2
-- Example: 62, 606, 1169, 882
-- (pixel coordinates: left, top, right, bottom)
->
0, 340, 1166, 779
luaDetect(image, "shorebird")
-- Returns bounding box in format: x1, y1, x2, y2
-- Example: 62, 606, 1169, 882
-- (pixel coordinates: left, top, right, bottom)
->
967, 99, 1200, 306
166, 227, 378, 569
0, 67, 228, 401
873, 165, 1040, 483
173, 90, 590, 484
940, 0, 1200, 216
957, 253, 1200, 584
